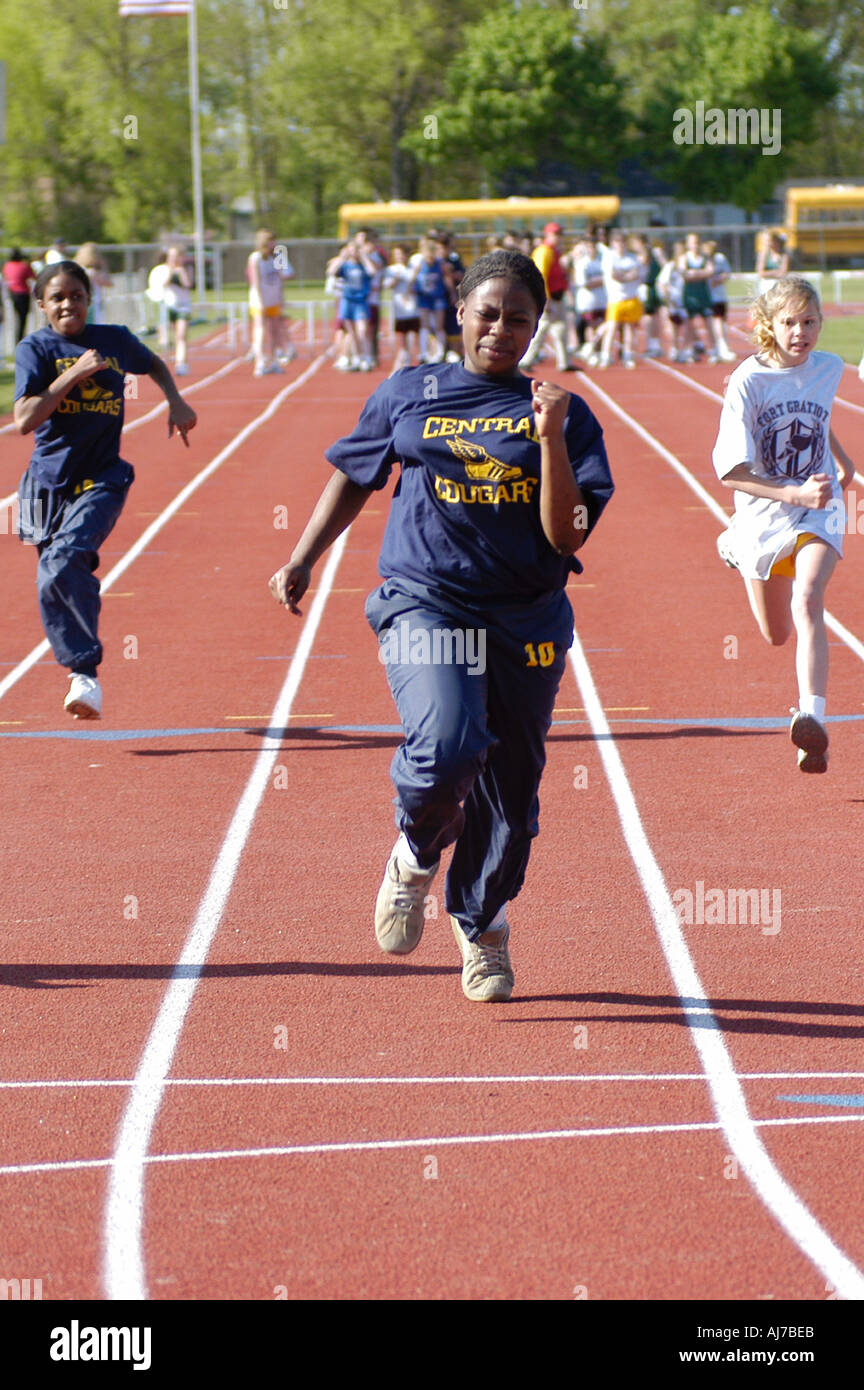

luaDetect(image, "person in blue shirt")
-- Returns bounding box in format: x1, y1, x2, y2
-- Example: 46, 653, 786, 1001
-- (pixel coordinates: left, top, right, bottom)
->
270, 250, 613, 1002
328, 235, 379, 371
13, 260, 197, 720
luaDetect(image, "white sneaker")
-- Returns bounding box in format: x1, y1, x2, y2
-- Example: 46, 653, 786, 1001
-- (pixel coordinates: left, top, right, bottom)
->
451, 917, 514, 1002
334, 355, 350, 371
374, 844, 439, 954
65, 673, 102, 720
174, 362, 190, 376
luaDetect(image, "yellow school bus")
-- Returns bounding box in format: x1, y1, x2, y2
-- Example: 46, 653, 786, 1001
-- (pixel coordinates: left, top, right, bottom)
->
785, 185, 864, 259
338, 196, 621, 251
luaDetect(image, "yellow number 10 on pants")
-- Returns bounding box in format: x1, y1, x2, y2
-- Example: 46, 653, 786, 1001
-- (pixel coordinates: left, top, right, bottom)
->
524, 641, 556, 668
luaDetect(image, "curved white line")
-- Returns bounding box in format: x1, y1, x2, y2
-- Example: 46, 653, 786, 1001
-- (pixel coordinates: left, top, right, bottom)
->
102, 528, 348, 1301
568, 627, 864, 1300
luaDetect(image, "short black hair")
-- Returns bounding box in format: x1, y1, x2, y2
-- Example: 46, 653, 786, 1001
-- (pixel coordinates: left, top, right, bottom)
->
458, 250, 546, 316
34, 259, 91, 300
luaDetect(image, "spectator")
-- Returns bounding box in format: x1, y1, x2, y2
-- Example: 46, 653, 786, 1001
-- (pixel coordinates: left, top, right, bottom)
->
382, 245, 420, 374
74, 244, 113, 325
247, 228, 295, 376
3, 248, 36, 344
520, 222, 573, 372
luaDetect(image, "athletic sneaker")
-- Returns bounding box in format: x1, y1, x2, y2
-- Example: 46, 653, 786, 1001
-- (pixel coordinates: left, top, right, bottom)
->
623, 355, 636, 370
174, 362, 190, 376
789, 709, 828, 774
64, 673, 102, 720
716, 530, 740, 570
451, 917, 514, 1003
374, 845, 438, 954
719, 346, 737, 363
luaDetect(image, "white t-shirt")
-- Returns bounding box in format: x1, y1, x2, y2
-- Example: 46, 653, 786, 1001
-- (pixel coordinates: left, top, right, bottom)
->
709, 252, 731, 304
713, 349, 845, 578
574, 255, 606, 313
248, 251, 291, 310
656, 259, 684, 310
383, 263, 417, 320
601, 246, 642, 305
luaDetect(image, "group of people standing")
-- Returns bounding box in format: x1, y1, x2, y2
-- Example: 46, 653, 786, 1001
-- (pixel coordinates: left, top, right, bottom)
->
548, 226, 738, 369
326, 228, 465, 373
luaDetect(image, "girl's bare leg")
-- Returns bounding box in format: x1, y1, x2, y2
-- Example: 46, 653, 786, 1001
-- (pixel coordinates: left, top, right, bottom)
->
743, 572, 794, 646
790, 540, 838, 702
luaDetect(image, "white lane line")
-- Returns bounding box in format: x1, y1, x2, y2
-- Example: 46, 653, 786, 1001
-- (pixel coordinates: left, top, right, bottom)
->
579, 370, 864, 667
102, 528, 348, 1303
568, 626, 864, 1300
0, 355, 245, 507
0, 353, 328, 704
5, 1111, 864, 1180
5, 1070, 864, 1089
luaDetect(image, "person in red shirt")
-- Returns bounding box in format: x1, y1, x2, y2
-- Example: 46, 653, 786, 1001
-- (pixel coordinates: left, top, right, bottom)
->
520, 223, 574, 372
3, 249, 36, 344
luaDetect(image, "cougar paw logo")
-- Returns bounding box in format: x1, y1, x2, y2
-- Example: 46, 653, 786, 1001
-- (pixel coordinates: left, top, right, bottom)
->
446, 435, 522, 482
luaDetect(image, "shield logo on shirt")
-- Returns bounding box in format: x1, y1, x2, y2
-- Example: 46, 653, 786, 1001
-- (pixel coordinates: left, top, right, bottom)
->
763, 418, 824, 479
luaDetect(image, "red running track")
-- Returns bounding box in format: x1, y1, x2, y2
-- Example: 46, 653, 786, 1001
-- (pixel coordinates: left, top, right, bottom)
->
1, 328, 864, 1313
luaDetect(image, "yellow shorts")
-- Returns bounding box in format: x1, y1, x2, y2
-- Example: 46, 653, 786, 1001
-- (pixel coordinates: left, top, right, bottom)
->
250, 304, 282, 319
769, 533, 819, 578
607, 298, 643, 325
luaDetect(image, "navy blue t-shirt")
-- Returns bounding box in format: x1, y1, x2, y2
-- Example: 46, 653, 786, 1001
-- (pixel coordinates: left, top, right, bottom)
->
325, 362, 613, 606
14, 325, 154, 494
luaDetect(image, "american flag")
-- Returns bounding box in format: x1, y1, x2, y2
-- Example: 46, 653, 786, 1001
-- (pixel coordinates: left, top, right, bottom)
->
119, 1, 193, 15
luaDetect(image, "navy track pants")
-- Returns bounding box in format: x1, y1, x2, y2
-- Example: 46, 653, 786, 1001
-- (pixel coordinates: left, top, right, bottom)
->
366, 578, 572, 940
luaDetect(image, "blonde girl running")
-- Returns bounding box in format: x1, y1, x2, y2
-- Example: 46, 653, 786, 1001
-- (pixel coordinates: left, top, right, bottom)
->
713, 275, 854, 774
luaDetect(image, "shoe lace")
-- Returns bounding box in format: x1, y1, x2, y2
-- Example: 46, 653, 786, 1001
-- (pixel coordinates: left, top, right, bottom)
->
474, 932, 509, 972
391, 862, 431, 914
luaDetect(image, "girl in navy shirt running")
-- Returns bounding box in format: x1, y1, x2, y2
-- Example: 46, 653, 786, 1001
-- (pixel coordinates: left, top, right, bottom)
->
270, 250, 613, 1002
13, 261, 197, 719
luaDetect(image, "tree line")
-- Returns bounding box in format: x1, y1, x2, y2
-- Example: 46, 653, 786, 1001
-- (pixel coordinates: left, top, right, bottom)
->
0, 0, 857, 246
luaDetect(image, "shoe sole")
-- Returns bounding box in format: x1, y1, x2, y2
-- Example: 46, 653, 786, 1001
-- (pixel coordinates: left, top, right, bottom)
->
790, 714, 828, 773
798, 751, 828, 774
65, 701, 101, 720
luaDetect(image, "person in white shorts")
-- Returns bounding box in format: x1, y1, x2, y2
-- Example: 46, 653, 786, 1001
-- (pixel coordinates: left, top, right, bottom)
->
712, 275, 854, 773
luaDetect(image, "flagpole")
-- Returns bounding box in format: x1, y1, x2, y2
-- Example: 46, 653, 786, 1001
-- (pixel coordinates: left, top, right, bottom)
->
187, 0, 206, 307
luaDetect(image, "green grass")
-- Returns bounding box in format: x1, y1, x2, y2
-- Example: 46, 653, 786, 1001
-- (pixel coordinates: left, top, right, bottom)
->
814, 316, 864, 365
0, 365, 14, 422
